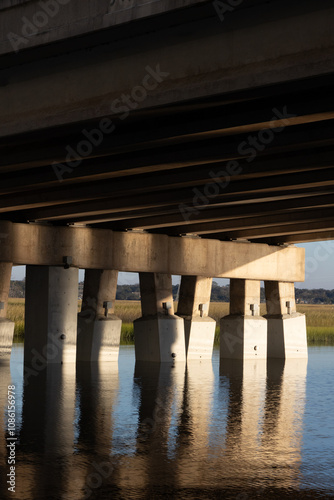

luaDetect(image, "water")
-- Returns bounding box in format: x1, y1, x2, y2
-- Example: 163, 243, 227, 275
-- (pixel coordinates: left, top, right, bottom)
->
1, 345, 334, 499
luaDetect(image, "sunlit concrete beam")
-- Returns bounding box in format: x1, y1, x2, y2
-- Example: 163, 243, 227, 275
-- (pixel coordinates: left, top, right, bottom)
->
0, 222, 305, 282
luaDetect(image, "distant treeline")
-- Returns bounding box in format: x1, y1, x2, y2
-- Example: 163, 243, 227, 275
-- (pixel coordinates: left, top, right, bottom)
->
8, 280, 334, 304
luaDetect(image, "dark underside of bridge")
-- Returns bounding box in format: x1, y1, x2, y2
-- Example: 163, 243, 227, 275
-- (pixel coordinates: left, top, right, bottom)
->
2, 71, 334, 245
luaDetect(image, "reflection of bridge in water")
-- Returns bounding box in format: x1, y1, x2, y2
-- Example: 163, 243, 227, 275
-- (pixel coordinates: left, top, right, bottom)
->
0, 350, 308, 499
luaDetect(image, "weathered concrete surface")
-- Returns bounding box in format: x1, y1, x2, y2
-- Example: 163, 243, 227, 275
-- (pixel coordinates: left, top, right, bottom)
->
77, 316, 121, 362
183, 317, 216, 360
266, 314, 308, 359
177, 276, 215, 359
80, 269, 118, 317
77, 268, 121, 361
230, 279, 261, 316
265, 280, 307, 358
220, 316, 267, 360
0, 0, 206, 55
265, 281, 297, 315
24, 266, 79, 364
134, 315, 186, 363
0, 261, 13, 318
139, 272, 175, 316
135, 272, 186, 362
177, 276, 212, 318
1, 1, 334, 136
221, 278, 267, 359
0, 222, 305, 281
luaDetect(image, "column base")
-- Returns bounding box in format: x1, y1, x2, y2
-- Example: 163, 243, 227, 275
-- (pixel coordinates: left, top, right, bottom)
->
77, 315, 121, 362
134, 315, 186, 363
266, 313, 308, 359
220, 315, 267, 360
184, 317, 216, 360
0, 319, 15, 362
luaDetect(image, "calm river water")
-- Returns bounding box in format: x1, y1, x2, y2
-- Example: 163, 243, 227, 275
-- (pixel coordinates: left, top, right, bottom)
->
1, 344, 334, 499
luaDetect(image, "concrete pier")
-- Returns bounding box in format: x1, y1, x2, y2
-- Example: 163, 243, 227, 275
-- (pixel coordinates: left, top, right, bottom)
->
24, 266, 79, 365
220, 279, 267, 360
77, 269, 121, 362
0, 220, 307, 365
265, 281, 308, 358
0, 262, 15, 362
177, 276, 215, 360
134, 273, 186, 363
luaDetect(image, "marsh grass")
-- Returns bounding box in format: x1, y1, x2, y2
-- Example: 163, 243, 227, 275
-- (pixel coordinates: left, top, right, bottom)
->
8, 299, 334, 345
296, 305, 334, 345
7, 299, 25, 340
115, 300, 141, 323
307, 327, 334, 345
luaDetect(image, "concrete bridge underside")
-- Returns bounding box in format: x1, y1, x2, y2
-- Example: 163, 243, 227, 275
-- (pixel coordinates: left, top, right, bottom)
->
1, 0, 332, 363
0, 222, 307, 364
1, 0, 334, 243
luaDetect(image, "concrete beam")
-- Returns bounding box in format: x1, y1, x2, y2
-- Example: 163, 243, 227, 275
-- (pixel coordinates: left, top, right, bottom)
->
0, 0, 207, 56
2, 1, 334, 137
0, 222, 305, 282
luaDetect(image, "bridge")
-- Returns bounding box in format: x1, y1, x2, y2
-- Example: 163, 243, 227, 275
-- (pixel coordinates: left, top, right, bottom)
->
0, 0, 333, 364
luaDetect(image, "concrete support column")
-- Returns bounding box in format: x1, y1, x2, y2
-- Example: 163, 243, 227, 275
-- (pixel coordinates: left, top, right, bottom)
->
220, 279, 267, 360
134, 273, 185, 362
0, 262, 15, 362
24, 266, 79, 365
177, 276, 215, 359
77, 269, 121, 362
265, 281, 307, 358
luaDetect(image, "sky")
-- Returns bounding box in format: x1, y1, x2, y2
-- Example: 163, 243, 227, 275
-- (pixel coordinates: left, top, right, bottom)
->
10, 241, 334, 290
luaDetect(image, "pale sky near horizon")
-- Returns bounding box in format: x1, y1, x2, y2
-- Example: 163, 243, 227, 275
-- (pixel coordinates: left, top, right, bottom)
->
10, 241, 334, 290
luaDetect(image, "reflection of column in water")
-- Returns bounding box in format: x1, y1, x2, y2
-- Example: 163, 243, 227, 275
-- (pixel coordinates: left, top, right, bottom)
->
0, 363, 13, 499
176, 360, 215, 488
44, 364, 76, 497
118, 362, 185, 494
16, 369, 48, 499
261, 358, 308, 487
214, 359, 267, 489
72, 362, 119, 496
239, 360, 266, 451
45, 364, 76, 453
15, 364, 76, 499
